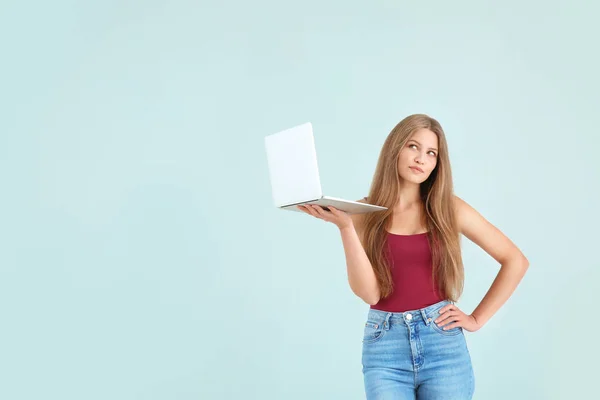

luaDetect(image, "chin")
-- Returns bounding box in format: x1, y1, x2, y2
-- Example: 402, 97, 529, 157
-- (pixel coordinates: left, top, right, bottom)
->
399, 173, 421, 184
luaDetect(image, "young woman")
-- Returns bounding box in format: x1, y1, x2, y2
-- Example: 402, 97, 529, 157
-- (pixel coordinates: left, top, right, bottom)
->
298, 114, 529, 400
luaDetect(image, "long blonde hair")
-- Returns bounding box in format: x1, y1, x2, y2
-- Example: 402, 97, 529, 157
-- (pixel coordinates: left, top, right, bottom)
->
361, 114, 464, 302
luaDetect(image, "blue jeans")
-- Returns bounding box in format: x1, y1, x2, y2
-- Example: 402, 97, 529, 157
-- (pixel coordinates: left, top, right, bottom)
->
362, 299, 475, 399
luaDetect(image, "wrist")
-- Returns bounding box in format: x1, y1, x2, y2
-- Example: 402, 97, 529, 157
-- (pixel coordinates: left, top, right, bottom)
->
470, 313, 483, 327
338, 223, 355, 233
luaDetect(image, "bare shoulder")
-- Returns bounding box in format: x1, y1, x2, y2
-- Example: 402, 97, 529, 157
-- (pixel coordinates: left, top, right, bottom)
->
453, 195, 528, 265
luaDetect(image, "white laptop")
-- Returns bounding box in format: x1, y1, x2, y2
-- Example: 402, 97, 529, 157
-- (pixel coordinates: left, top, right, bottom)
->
264, 122, 388, 214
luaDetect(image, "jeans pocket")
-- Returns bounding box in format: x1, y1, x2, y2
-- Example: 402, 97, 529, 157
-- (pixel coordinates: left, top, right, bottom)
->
362, 320, 386, 343
431, 320, 463, 336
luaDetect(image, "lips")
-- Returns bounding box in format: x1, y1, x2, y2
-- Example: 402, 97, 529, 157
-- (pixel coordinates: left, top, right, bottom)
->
409, 166, 424, 173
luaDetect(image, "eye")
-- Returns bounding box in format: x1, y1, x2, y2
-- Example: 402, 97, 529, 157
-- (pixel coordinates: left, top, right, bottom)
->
408, 144, 417, 149
428, 151, 437, 157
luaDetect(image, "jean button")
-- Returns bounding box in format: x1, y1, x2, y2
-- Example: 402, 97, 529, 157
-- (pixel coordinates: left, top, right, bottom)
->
406, 313, 413, 320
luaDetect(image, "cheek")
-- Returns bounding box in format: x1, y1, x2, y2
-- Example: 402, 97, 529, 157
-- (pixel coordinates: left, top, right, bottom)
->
428, 161, 438, 174
398, 151, 410, 165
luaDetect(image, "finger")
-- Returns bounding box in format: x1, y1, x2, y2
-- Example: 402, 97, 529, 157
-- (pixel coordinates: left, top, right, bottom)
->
435, 311, 456, 324
436, 306, 452, 319
298, 205, 310, 214
329, 207, 347, 218
312, 205, 332, 218
315, 210, 334, 223
436, 314, 460, 327
311, 205, 328, 219
435, 310, 460, 323
442, 322, 462, 331
438, 305, 455, 314
304, 205, 322, 218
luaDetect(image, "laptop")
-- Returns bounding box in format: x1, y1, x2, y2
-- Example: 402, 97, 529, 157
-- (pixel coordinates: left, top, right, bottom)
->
264, 122, 388, 214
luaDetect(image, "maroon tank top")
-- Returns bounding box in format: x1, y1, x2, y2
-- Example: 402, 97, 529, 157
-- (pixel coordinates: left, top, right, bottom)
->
370, 231, 444, 312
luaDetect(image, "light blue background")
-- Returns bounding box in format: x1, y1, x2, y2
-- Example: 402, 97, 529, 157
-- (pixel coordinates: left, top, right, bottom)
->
1, 1, 598, 399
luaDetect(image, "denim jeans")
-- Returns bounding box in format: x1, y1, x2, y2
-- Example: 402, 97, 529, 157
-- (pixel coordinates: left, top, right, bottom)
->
361, 299, 475, 399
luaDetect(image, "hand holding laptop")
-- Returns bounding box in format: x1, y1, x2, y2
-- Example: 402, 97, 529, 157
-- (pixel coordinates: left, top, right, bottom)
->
264, 122, 387, 214
297, 204, 354, 230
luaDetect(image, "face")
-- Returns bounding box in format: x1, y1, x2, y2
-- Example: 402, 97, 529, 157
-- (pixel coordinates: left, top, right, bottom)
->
397, 128, 439, 183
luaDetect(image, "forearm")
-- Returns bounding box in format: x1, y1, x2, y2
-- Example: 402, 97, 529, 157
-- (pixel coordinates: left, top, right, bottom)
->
470, 255, 529, 327
339, 225, 380, 305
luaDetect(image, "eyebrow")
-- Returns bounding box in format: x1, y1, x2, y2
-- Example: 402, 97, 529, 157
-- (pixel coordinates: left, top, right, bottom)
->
408, 139, 437, 152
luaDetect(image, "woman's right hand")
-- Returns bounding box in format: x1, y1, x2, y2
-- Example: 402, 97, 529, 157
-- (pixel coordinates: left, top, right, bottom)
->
297, 204, 354, 230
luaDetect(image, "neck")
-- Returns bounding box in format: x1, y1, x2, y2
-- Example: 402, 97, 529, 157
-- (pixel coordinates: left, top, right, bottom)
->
395, 181, 422, 211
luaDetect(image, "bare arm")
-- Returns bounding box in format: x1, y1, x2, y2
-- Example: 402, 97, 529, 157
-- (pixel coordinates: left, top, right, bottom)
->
455, 195, 530, 327
297, 198, 381, 305
339, 222, 380, 305
341, 198, 380, 305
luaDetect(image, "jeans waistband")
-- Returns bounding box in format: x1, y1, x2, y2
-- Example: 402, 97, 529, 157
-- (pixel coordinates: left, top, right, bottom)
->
366, 299, 454, 329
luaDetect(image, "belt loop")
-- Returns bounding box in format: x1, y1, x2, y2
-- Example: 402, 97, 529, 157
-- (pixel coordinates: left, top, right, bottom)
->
383, 312, 392, 330
420, 308, 430, 325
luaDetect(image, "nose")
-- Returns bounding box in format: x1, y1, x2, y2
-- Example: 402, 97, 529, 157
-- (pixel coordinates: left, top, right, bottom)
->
414, 156, 424, 165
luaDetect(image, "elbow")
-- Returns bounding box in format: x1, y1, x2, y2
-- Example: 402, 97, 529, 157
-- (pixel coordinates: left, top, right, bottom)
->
501, 251, 529, 269
518, 253, 530, 269
352, 287, 380, 305
349, 279, 381, 305
366, 297, 380, 306
503, 252, 529, 271
363, 290, 381, 306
